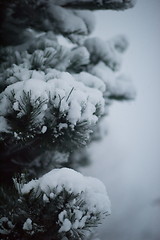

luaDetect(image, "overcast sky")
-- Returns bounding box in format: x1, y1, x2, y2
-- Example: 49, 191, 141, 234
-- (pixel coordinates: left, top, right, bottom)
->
82, 1, 160, 239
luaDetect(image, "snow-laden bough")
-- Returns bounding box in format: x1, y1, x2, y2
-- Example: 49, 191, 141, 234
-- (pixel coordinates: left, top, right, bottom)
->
11, 168, 111, 238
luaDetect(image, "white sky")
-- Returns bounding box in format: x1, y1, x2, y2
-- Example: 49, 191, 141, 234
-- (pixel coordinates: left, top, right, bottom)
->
82, 1, 160, 239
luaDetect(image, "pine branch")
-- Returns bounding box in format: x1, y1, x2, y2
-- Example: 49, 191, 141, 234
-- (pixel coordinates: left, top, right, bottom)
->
0, 169, 111, 240
60, 0, 137, 10
0, 0, 136, 46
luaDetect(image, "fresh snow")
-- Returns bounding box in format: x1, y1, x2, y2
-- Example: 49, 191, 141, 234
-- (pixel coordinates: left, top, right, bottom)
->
47, 5, 95, 44
0, 117, 10, 133
22, 168, 111, 213
41, 125, 47, 133
84, 37, 124, 71
74, 71, 106, 92
90, 61, 136, 100
23, 218, 32, 231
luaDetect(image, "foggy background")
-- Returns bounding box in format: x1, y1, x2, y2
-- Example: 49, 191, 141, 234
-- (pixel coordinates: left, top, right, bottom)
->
82, 1, 160, 239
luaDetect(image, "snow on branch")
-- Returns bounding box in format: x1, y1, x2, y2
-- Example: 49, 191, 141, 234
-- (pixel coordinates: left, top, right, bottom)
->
0, 168, 111, 239
0, 0, 136, 46
0, 33, 135, 165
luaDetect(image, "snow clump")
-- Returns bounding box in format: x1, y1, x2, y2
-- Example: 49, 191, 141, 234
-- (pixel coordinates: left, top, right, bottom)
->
21, 168, 111, 234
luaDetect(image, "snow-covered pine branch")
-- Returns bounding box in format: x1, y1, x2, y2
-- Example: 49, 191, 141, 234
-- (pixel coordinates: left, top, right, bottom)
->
0, 67, 104, 147
0, 168, 111, 240
0, 31, 135, 181
0, 2, 136, 239
0, 0, 136, 46
0, 33, 135, 169
58, 0, 137, 10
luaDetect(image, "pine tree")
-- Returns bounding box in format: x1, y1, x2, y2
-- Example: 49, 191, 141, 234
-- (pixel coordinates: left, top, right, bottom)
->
0, 1, 136, 239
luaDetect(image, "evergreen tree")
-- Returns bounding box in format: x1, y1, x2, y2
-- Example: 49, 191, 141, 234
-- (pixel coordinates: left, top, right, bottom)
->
0, 1, 136, 239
